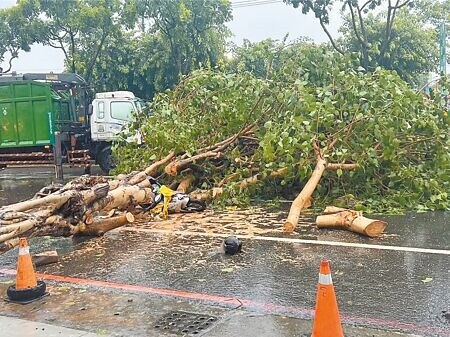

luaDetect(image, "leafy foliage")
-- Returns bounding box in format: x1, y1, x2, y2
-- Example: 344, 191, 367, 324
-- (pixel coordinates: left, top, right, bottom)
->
0, 2, 43, 73
26, 0, 123, 81
2, 0, 231, 99
283, 0, 439, 85
116, 49, 449, 212
415, 0, 450, 25
90, 0, 231, 98
340, 11, 439, 85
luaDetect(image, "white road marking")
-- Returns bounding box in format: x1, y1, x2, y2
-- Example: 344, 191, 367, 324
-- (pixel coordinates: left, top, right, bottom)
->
118, 227, 450, 255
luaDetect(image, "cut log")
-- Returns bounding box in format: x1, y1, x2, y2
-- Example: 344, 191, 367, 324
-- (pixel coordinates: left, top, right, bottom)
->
33, 250, 59, 267
2, 190, 78, 213
78, 212, 135, 236
87, 185, 154, 213
0, 238, 19, 254
0, 209, 52, 241
323, 206, 348, 214
316, 209, 387, 237
177, 174, 196, 193
127, 172, 148, 185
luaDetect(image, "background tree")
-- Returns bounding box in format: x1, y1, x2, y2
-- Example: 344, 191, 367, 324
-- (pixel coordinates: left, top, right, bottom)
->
30, 0, 122, 83
340, 11, 439, 85
283, 1, 416, 72
59, 0, 232, 98
0, 2, 42, 74
414, 0, 450, 25
228, 36, 293, 79
115, 63, 449, 213
228, 37, 359, 87
90, 0, 232, 98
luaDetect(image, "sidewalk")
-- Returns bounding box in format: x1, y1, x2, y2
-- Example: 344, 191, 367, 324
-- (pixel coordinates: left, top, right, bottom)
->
0, 280, 423, 337
0, 315, 99, 337
0, 313, 420, 337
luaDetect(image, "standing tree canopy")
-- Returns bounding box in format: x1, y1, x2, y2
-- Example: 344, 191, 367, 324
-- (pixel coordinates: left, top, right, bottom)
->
282, 0, 440, 83
0, 2, 42, 74
2, 0, 231, 98
88, 0, 232, 98
98, 0, 232, 98
415, 0, 450, 25
340, 11, 439, 85
26, 0, 123, 82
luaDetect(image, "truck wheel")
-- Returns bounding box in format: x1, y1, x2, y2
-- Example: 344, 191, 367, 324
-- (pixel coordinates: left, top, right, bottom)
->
98, 146, 116, 174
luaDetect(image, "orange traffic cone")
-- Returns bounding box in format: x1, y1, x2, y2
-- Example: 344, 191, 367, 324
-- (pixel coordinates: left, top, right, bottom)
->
311, 260, 344, 337
6, 238, 47, 303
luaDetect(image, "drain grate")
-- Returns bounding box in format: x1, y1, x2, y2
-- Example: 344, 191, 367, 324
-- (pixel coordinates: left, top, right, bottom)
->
153, 310, 219, 335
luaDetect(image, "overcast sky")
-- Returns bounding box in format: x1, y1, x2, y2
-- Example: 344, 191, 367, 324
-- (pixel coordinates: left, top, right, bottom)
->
0, 0, 342, 73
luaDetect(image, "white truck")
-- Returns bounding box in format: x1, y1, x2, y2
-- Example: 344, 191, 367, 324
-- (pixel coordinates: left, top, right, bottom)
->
89, 91, 144, 172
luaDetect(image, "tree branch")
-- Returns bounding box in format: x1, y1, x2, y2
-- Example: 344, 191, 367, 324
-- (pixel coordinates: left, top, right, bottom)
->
0, 49, 18, 74
347, 2, 365, 46
360, 0, 374, 11
319, 17, 345, 55
85, 30, 108, 83
394, 0, 412, 9
351, 3, 371, 69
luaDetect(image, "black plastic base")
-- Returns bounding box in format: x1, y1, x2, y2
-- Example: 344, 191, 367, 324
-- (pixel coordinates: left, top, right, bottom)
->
6, 280, 47, 304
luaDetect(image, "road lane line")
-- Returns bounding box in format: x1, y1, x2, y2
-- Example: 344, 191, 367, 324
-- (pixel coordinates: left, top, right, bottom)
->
0, 268, 448, 336
119, 227, 450, 255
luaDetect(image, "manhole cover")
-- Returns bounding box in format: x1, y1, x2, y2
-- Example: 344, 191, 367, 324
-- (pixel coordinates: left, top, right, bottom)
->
153, 310, 219, 335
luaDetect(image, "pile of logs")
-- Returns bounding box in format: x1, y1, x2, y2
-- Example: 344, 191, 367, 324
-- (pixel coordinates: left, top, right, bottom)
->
0, 154, 177, 253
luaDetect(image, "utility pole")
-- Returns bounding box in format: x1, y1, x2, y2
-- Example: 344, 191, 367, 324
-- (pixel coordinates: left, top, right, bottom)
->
439, 21, 447, 75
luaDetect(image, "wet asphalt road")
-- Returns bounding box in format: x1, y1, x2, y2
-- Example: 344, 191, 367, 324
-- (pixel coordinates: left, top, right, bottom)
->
0, 167, 449, 336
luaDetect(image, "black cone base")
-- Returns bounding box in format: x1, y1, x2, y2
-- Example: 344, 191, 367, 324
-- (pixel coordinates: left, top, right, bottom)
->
5, 280, 48, 304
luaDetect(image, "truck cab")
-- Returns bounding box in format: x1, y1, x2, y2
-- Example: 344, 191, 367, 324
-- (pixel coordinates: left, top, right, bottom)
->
90, 91, 143, 143
89, 91, 145, 173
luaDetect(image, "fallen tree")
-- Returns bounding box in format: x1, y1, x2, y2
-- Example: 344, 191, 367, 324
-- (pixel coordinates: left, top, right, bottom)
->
0, 56, 448, 252
115, 67, 448, 225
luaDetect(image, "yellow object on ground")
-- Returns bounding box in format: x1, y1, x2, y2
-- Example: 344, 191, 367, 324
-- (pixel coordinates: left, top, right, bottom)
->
156, 185, 175, 219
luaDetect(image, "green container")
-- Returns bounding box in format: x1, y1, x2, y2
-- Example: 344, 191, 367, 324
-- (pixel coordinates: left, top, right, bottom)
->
0, 81, 70, 149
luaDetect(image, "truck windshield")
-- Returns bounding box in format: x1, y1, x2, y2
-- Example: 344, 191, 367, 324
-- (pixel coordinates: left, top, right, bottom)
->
110, 101, 135, 121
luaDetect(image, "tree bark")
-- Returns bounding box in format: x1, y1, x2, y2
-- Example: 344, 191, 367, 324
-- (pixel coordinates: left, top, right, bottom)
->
316, 208, 387, 237
239, 167, 288, 189
283, 158, 327, 232
77, 213, 135, 236
165, 151, 223, 176
177, 174, 196, 193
